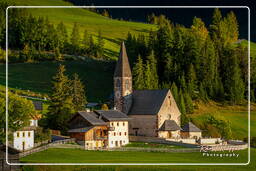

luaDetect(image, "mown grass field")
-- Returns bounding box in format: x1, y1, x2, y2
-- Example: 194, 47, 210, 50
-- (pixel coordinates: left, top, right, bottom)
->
20, 148, 249, 163
13, 0, 157, 59
20, 148, 256, 171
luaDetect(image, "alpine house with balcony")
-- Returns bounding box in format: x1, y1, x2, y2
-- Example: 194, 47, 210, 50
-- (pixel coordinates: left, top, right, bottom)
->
68, 110, 130, 149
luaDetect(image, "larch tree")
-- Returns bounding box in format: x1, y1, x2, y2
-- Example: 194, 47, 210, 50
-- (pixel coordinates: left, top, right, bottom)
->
47, 64, 75, 134
133, 55, 145, 90
147, 51, 159, 89
70, 22, 80, 54
70, 73, 87, 111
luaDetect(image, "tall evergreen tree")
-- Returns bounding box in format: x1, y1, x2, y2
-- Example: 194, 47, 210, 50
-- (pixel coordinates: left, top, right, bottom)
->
146, 51, 159, 89
226, 11, 239, 44
70, 73, 87, 111
96, 30, 104, 58
47, 65, 75, 134
144, 60, 153, 89
187, 64, 197, 98
184, 92, 194, 114
133, 55, 145, 90
70, 22, 80, 54
56, 21, 68, 52
82, 29, 90, 53
171, 82, 179, 102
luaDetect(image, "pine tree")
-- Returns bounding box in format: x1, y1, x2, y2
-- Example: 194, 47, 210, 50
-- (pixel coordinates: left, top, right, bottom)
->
54, 47, 63, 61
56, 21, 68, 52
147, 51, 159, 89
82, 29, 90, 53
178, 89, 186, 115
144, 60, 152, 89
226, 11, 239, 44
179, 72, 186, 91
70, 22, 80, 54
184, 92, 194, 114
133, 55, 145, 90
199, 83, 208, 101
178, 89, 189, 126
101, 104, 109, 110
222, 45, 245, 104
88, 35, 96, 57
187, 64, 197, 98
96, 30, 104, 58
70, 73, 87, 111
171, 82, 178, 102
102, 9, 110, 18
47, 65, 75, 134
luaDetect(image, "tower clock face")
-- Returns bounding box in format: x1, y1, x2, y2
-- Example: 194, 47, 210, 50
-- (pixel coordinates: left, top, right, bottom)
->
115, 91, 120, 98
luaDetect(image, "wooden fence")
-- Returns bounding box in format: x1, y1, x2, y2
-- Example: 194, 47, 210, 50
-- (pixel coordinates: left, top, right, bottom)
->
19, 138, 75, 158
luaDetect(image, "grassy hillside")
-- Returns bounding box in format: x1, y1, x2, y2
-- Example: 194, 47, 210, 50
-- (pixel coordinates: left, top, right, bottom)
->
0, 60, 114, 102
190, 102, 255, 140
13, 0, 157, 60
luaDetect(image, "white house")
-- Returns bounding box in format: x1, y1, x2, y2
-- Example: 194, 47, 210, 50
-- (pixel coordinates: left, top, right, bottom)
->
13, 114, 41, 151
68, 110, 130, 149
13, 129, 34, 151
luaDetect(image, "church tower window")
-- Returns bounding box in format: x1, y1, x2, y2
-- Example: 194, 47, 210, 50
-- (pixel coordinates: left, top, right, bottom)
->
125, 79, 129, 89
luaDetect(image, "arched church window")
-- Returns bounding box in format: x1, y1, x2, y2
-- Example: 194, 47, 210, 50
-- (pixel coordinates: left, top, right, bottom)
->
116, 79, 121, 87
125, 79, 129, 89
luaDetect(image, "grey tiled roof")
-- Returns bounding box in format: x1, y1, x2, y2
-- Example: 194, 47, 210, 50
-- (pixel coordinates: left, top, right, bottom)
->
159, 120, 181, 131
128, 89, 169, 115
182, 122, 201, 132
95, 110, 130, 121
68, 126, 94, 133
114, 42, 132, 77
78, 111, 106, 126
32, 101, 43, 110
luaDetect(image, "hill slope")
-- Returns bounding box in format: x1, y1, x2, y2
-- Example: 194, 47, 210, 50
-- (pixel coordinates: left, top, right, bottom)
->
13, 0, 156, 60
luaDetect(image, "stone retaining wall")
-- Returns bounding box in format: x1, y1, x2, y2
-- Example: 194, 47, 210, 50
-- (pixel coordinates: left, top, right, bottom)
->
130, 136, 200, 148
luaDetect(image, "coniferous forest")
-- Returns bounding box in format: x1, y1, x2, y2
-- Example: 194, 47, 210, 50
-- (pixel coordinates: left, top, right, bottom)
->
0, 1, 253, 113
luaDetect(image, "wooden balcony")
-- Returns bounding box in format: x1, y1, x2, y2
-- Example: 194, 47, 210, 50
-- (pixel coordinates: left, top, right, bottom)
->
108, 126, 115, 131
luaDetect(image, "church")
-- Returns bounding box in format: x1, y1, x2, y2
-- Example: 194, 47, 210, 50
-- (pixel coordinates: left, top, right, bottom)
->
114, 42, 182, 139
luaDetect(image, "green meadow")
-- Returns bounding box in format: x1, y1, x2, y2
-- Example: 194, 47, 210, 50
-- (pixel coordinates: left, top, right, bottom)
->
0, 60, 114, 102
14, 0, 157, 59
20, 148, 256, 171
20, 148, 249, 163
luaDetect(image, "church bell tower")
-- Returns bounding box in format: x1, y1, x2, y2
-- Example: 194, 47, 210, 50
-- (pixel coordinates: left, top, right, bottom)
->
114, 42, 132, 113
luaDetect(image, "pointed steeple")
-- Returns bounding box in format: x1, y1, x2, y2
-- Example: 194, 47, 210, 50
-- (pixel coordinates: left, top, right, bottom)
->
114, 42, 132, 77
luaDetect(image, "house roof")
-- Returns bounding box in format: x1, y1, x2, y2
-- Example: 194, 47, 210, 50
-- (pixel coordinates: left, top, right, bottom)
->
182, 122, 201, 132
159, 120, 181, 131
95, 110, 130, 121
68, 126, 94, 133
30, 114, 42, 120
77, 111, 107, 126
128, 89, 169, 115
114, 42, 132, 77
32, 101, 43, 110
18, 126, 37, 131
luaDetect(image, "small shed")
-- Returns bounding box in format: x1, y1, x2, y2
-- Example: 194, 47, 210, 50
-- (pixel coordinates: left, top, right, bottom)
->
181, 122, 202, 139
158, 120, 181, 138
